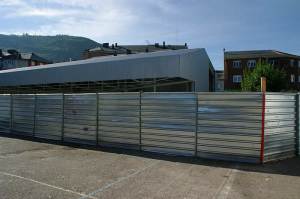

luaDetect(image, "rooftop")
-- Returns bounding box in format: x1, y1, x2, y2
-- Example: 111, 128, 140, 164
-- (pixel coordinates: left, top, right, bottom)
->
0, 49, 52, 64
85, 42, 188, 55
224, 50, 300, 59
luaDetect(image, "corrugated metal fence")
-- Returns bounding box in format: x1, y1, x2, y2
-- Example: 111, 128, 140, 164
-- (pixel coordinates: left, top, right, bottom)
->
264, 93, 296, 162
0, 92, 298, 164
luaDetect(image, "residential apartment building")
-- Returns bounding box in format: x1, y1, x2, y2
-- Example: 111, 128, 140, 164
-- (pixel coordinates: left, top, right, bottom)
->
83, 42, 188, 59
0, 49, 51, 70
224, 50, 300, 90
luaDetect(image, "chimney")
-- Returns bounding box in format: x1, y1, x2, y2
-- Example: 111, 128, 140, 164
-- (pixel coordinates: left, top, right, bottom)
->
102, 43, 109, 48
154, 43, 159, 48
184, 43, 187, 47
163, 41, 166, 49
115, 43, 118, 47
112, 44, 115, 49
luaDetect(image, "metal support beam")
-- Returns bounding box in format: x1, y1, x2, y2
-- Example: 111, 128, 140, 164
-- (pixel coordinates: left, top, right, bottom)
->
153, 78, 157, 92
10, 94, 13, 133
96, 93, 99, 146
139, 91, 142, 151
195, 93, 198, 156
61, 93, 65, 142
33, 94, 37, 137
296, 93, 299, 156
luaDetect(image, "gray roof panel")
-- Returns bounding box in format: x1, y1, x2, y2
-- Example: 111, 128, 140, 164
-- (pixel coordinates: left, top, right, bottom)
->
0, 48, 213, 92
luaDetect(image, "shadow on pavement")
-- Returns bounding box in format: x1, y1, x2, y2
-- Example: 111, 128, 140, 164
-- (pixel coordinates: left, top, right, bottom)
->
1, 133, 299, 177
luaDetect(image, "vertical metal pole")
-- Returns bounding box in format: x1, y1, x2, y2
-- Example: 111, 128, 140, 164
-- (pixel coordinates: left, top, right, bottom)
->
296, 94, 299, 156
139, 91, 142, 151
61, 93, 65, 142
10, 94, 13, 133
33, 94, 37, 137
195, 92, 198, 157
96, 93, 99, 146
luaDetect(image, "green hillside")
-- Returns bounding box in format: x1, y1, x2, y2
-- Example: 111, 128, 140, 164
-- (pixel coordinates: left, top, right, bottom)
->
0, 34, 100, 62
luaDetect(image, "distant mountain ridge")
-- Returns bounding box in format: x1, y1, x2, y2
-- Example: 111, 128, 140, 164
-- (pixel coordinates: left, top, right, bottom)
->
0, 34, 100, 62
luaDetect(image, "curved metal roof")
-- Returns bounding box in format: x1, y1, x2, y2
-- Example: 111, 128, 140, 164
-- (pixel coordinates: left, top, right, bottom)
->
0, 48, 213, 92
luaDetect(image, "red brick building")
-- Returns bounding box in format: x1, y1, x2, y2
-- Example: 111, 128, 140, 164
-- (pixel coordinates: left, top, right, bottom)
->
224, 50, 300, 90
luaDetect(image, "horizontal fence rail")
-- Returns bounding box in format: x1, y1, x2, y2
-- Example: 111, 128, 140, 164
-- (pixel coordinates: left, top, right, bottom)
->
0, 92, 299, 164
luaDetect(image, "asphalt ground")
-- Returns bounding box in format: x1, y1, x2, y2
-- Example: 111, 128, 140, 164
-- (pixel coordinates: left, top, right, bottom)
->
0, 135, 300, 199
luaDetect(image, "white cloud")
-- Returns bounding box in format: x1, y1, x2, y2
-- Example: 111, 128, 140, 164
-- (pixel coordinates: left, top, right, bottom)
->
1, 0, 137, 37
1, 0, 139, 42
0, 0, 24, 6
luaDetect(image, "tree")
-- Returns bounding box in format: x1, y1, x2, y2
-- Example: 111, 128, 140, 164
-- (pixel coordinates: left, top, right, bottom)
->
241, 62, 287, 91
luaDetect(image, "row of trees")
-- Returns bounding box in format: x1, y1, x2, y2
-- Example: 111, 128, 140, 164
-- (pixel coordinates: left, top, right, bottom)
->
241, 62, 287, 92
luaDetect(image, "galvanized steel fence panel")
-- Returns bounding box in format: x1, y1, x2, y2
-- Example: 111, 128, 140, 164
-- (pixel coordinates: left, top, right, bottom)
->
141, 93, 196, 156
98, 93, 140, 148
0, 95, 11, 133
264, 93, 296, 161
35, 94, 63, 140
63, 94, 97, 145
196, 93, 262, 163
11, 94, 35, 136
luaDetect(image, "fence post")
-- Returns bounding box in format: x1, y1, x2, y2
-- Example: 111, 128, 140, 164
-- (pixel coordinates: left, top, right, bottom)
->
33, 94, 37, 137
10, 94, 13, 133
195, 92, 198, 157
61, 93, 65, 142
296, 93, 299, 156
260, 92, 266, 164
96, 93, 99, 146
139, 91, 142, 151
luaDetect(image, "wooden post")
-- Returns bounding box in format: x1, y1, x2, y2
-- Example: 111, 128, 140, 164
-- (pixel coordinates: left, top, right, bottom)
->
261, 77, 266, 92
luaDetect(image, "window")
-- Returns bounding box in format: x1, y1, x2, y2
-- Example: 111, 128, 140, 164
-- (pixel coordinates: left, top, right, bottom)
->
247, 60, 256, 68
290, 59, 295, 67
269, 59, 276, 66
232, 60, 241, 68
233, 75, 242, 83
291, 74, 295, 83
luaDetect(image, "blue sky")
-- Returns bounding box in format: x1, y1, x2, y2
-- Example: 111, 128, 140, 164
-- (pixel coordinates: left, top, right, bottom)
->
0, 0, 300, 69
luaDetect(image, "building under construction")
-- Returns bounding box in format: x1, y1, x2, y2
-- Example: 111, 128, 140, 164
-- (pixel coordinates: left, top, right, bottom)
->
0, 48, 215, 93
